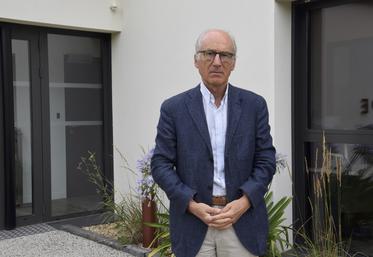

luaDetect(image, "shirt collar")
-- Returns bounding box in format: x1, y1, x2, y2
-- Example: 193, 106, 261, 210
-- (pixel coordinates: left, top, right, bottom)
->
200, 82, 229, 107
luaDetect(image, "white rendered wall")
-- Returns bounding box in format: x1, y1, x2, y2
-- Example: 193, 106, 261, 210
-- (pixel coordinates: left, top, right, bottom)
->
274, 1, 293, 241
0, 0, 122, 32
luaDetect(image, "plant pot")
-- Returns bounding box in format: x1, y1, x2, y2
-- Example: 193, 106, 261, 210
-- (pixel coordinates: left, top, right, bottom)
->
142, 198, 156, 247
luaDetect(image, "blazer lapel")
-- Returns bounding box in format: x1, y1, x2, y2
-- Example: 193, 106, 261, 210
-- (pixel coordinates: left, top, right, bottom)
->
185, 85, 213, 156
225, 85, 242, 155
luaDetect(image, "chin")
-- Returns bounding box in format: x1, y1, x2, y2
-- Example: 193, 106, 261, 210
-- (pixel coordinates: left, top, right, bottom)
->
209, 81, 227, 88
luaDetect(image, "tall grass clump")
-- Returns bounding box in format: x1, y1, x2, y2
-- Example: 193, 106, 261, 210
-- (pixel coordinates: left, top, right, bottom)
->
295, 136, 359, 257
78, 151, 143, 245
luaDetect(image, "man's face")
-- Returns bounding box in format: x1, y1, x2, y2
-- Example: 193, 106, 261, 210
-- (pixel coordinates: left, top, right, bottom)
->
194, 31, 236, 88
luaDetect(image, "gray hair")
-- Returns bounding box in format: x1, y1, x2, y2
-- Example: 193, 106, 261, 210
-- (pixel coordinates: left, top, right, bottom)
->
195, 29, 237, 54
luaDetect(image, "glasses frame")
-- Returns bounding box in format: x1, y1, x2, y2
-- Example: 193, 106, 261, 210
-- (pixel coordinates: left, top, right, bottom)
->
197, 50, 236, 65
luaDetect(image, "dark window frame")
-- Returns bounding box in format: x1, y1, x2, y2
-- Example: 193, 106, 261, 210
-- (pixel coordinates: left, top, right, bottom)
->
0, 22, 113, 229
0, 26, 6, 229
292, 0, 373, 244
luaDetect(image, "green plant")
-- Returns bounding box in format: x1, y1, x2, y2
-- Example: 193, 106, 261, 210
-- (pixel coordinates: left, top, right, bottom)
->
265, 191, 292, 257
263, 153, 293, 257
145, 196, 174, 257
78, 151, 143, 245
114, 195, 143, 244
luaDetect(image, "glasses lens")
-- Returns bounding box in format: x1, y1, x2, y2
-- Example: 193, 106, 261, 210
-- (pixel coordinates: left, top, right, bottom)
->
203, 51, 216, 62
220, 53, 232, 63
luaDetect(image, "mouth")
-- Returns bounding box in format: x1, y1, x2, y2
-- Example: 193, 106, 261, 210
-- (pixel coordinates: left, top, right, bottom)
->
209, 71, 223, 76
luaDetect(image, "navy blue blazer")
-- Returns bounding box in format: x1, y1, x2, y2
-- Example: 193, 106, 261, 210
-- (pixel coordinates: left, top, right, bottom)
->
151, 84, 276, 257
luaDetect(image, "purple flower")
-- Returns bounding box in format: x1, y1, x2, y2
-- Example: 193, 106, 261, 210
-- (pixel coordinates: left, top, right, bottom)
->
137, 147, 157, 200
276, 153, 287, 171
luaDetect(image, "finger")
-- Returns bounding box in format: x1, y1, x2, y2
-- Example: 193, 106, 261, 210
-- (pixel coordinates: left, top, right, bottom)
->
211, 211, 233, 221
216, 223, 232, 230
210, 222, 233, 230
220, 205, 232, 213
209, 217, 232, 226
207, 207, 222, 215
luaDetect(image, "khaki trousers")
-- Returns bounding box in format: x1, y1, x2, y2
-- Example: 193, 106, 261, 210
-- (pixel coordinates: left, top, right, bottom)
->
195, 226, 257, 257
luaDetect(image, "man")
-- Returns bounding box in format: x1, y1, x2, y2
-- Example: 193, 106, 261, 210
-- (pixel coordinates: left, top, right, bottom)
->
151, 29, 276, 257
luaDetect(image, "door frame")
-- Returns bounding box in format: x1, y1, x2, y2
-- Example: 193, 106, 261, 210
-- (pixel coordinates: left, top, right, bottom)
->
0, 25, 8, 229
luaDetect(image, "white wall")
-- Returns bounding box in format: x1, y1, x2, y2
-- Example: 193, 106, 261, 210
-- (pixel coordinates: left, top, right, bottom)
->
274, 0, 293, 240
0, 0, 122, 32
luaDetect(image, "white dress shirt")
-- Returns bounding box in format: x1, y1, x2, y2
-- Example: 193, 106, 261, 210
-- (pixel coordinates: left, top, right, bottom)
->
200, 82, 228, 196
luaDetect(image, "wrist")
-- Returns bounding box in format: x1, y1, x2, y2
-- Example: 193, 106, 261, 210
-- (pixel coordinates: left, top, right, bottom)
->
240, 195, 251, 209
188, 200, 197, 213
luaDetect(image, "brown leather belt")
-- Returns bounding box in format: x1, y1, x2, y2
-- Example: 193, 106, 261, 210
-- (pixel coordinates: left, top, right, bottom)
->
211, 196, 227, 206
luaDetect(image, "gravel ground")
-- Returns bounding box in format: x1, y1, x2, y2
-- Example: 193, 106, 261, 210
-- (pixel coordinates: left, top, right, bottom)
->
83, 223, 120, 240
0, 230, 135, 257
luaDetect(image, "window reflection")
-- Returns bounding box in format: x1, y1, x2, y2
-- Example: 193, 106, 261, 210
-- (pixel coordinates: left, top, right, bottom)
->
48, 34, 104, 216
12, 39, 33, 217
310, 3, 373, 130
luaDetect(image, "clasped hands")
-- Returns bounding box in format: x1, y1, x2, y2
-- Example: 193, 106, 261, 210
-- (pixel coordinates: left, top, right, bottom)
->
188, 195, 251, 230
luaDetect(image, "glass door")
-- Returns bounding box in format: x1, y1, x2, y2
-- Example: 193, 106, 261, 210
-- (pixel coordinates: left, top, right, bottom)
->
11, 29, 44, 225
2, 24, 111, 229
47, 33, 104, 217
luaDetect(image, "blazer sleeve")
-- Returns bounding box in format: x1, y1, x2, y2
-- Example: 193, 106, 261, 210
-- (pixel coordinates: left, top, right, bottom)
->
239, 96, 276, 208
151, 100, 196, 214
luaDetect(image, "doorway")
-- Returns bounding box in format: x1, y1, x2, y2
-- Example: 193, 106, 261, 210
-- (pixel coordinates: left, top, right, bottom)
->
1, 23, 112, 228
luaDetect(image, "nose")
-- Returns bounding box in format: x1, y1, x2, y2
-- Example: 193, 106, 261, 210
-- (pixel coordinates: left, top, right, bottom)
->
212, 53, 222, 66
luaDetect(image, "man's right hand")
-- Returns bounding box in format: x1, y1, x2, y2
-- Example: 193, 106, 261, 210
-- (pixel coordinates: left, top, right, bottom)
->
188, 200, 222, 225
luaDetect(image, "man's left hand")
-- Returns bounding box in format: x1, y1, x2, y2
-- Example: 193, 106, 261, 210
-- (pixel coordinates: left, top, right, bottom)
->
209, 195, 251, 230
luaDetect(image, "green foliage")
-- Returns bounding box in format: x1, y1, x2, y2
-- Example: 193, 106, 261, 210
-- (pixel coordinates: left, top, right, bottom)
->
145, 197, 174, 257
78, 152, 143, 245
114, 195, 143, 245
264, 191, 292, 257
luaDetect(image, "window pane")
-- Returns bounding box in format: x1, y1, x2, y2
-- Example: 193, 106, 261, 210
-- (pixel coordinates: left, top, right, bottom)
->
310, 3, 373, 130
12, 39, 33, 217
47, 34, 104, 216
307, 142, 373, 255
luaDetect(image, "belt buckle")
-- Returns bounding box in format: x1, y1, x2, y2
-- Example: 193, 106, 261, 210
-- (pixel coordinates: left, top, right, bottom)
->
211, 196, 227, 206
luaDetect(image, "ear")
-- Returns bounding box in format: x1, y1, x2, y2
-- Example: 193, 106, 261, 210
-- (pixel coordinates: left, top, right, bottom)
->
230, 60, 236, 71
194, 54, 199, 68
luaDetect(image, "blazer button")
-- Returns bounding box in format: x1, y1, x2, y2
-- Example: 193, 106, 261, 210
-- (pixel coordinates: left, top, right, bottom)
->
209, 156, 213, 163
207, 185, 212, 191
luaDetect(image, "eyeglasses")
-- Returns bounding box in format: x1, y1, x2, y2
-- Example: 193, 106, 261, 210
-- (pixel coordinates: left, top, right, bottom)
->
197, 50, 235, 65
